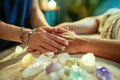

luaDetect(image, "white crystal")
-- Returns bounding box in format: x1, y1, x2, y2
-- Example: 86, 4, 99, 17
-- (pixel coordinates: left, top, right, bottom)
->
15, 46, 23, 54
80, 53, 96, 73
57, 53, 71, 63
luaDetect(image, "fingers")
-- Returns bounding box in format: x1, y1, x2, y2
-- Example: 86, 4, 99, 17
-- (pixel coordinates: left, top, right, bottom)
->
27, 48, 33, 52
27, 41, 59, 54
58, 31, 78, 40
27, 36, 66, 54
52, 27, 68, 33
27, 27, 70, 54
59, 35, 74, 40
47, 32, 69, 46
38, 42, 58, 52
63, 27, 69, 30
44, 27, 68, 33
43, 37, 66, 51
27, 46, 49, 54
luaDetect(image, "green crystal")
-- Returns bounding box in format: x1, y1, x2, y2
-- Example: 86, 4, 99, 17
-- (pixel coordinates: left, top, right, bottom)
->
64, 58, 79, 76
64, 66, 70, 76
64, 58, 78, 68
70, 65, 87, 80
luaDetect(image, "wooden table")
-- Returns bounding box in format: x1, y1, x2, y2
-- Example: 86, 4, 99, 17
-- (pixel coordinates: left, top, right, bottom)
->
0, 44, 120, 80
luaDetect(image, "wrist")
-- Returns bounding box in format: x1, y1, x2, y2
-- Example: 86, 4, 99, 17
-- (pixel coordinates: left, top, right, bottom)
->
76, 37, 90, 53
20, 27, 31, 45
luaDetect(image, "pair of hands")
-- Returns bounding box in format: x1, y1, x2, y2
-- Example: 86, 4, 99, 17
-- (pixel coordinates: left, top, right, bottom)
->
26, 27, 70, 54
26, 26, 86, 54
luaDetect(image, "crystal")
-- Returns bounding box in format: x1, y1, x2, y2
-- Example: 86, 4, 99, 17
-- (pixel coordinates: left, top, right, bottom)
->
35, 54, 52, 66
69, 65, 87, 80
46, 62, 63, 74
57, 53, 71, 63
44, 52, 55, 58
15, 46, 23, 54
96, 66, 112, 80
22, 54, 51, 78
22, 62, 45, 78
48, 69, 65, 80
80, 53, 96, 73
46, 62, 66, 80
69, 65, 98, 80
21, 53, 35, 68
65, 58, 78, 68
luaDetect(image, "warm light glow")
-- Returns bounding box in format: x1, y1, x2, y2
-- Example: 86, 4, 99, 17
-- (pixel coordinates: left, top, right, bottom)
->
48, 0, 57, 10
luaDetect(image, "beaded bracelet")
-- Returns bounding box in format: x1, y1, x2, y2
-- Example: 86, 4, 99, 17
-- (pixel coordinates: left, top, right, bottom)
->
20, 27, 25, 45
26, 30, 33, 45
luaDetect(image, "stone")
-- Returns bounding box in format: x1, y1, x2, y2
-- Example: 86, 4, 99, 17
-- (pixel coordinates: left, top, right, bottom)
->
69, 65, 87, 80
21, 53, 35, 68
57, 53, 71, 63
80, 53, 96, 73
96, 66, 112, 80
46, 62, 63, 74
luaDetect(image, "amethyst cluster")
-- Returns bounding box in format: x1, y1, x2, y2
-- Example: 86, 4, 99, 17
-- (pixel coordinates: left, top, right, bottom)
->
96, 66, 112, 80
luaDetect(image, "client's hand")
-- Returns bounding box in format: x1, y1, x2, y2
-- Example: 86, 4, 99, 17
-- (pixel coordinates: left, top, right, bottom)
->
58, 31, 87, 54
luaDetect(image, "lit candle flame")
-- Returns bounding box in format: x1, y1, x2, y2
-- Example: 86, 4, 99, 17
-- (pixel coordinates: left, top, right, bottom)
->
48, 0, 57, 10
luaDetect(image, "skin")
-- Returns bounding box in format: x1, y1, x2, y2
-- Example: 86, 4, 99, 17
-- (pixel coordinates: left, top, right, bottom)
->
0, 0, 69, 54
59, 31, 120, 62
55, 13, 120, 62
26, 0, 104, 54
27, 28, 69, 53
55, 16, 103, 34
30, 0, 49, 28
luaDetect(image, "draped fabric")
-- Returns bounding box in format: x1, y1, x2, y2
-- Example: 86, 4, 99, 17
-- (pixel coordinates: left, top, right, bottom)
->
99, 8, 120, 40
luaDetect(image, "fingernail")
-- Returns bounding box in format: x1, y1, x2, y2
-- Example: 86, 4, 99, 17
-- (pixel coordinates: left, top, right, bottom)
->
54, 49, 58, 53
36, 51, 40, 54
28, 49, 32, 51
61, 46, 65, 51
64, 41, 69, 45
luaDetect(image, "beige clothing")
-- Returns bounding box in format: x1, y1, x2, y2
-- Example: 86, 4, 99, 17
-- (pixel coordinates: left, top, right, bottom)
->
99, 8, 120, 40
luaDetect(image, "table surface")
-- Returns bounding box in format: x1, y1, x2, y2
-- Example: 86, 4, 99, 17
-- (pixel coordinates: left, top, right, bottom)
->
0, 44, 120, 80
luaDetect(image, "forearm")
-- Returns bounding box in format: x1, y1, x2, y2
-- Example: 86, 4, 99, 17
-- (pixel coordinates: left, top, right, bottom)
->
69, 17, 98, 34
31, 0, 49, 28
56, 17, 99, 34
80, 37, 120, 62
59, 30, 120, 62
0, 21, 30, 43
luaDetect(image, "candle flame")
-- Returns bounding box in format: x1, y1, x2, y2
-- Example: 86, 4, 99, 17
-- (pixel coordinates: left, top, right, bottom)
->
48, 0, 57, 10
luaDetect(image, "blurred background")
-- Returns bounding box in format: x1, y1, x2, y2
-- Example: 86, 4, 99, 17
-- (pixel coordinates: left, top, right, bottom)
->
39, 0, 120, 26
0, 0, 120, 52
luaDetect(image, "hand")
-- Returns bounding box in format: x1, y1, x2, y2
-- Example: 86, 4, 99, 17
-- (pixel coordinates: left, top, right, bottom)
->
58, 31, 87, 53
55, 23, 69, 29
27, 27, 69, 54
43, 27, 69, 33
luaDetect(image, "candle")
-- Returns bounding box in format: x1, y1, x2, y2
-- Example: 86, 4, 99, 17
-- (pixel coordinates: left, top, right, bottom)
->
48, 0, 57, 10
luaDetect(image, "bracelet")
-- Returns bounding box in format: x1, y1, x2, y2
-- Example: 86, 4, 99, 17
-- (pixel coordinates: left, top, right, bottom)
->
26, 30, 33, 45
20, 27, 25, 44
